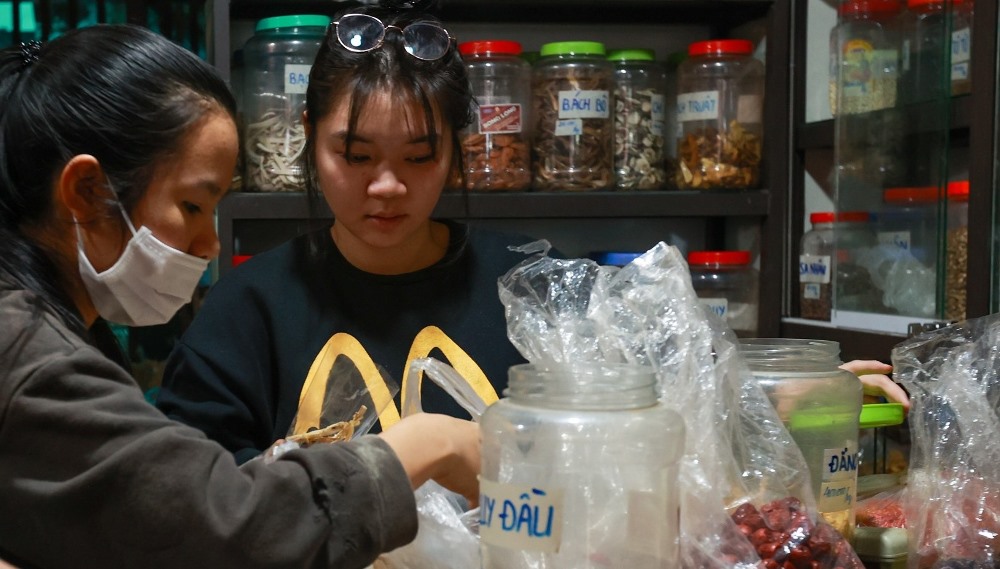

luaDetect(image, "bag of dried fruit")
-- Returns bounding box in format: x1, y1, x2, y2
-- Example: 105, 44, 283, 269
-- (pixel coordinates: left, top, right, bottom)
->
499, 242, 864, 569
893, 317, 1000, 569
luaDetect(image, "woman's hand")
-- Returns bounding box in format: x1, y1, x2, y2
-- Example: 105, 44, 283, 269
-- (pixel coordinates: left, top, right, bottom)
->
839, 359, 910, 411
379, 413, 481, 506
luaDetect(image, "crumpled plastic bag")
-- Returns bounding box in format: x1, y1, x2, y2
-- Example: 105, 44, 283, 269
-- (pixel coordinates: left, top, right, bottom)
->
497, 241, 863, 569
892, 316, 1000, 569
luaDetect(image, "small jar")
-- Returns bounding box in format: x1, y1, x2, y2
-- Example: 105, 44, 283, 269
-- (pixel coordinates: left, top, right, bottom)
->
459, 40, 532, 192
242, 14, 329, 192
950, 0, 973, 95
676, 39, 764, 190
945, 180, 968, 320
828, 0, 902, 116
875, 186, 940, 264
531, 41, 614, 191
739, 339, 863, 542
687, 250, 759, 337
480, 363, 684, 567
799, 211, 878, 320
608, 49, 667, 191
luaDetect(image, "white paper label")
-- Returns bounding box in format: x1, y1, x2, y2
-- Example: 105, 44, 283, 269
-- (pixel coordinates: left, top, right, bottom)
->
700, 298, 728, 319
284, 64, 312, 95
650, 93, 666, 136
803, 283, 822, 300
555, 118, 583, 136
817, 444, 858, 512
557, 90, 610, 119
677, 90, 720, 122
480, 479, 563, 553
799, 254, 831, 284
877, 230, 911, 252
952, 27, 971, 64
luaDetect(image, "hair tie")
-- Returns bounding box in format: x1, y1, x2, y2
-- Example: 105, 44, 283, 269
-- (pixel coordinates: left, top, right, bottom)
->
19, 41, 42, 70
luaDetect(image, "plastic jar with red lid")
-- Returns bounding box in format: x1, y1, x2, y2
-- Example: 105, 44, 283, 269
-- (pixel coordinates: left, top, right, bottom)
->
946, 180, 968, 320
675, 39, 764, 190
459, 40, 532, 192
687, 250, 759, 336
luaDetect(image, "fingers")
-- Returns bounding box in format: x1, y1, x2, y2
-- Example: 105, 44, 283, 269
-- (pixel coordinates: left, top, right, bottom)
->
839, 359, 893, 376
859, 373, 911, 411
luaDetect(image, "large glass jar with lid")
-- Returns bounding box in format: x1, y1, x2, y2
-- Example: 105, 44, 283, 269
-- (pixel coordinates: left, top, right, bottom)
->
739, 339, 863, 542
459, 40, 532, 192
242, 14, 329, 192
480, 363, 684, 568
531, 41, 614, 191
608, 48, 667, 191
828, 0, 903, 116
675, 39, 764, 190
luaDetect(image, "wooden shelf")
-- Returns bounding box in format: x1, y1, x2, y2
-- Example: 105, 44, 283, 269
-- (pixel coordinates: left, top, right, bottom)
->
218, 189, 772, 220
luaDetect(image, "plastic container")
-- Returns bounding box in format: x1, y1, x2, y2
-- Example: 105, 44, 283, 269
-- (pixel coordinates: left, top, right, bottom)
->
608, 49, 667, 191
950, 0, 973, 95
739, 339, 863, 541
480, 363, 684, 568
459, 40, 532, 192
676, 39, 764, 190
242, 14, 329, 192
799, 211, 878, 320
900, 0, 962, 104
828, 0, 902, 115
875, 186, 940, 264
687, 250, 759, 336
853, 527, 909, 569
531, 41, 614, 191
945, 180, 968, 320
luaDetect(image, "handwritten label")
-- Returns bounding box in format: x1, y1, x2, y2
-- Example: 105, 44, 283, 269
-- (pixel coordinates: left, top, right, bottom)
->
555, 118, 583, 136
284, 64, 311, 95
803, 283, 822, 300
877, 230, 911, 252
480, 479, 563, 553
700, 298, 728, 319
677, 90, 719, 122
557, 90, 609, 119
817, 444, 857, 511
478, 104, 522, 134
952, 28, 971, 82
799, 254, 831, 284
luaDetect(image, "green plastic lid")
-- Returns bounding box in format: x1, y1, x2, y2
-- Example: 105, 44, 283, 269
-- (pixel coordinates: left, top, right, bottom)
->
540, 41, 606, 57
859, 403, 905, 429
256, 14, 331, 33
607, 49, 655, 62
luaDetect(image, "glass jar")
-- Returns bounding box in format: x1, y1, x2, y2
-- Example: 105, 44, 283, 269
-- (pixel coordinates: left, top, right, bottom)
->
608, 49, 667, 191
876, 186, 940, 265
799, 211, 879, 320
531, 41, 614, 191
687, 250, 759, 337
945, 180, 968, 320
242, 14, 329, 192
480, 363, 684, 568
459, 40, 532, 192
739, 339, 863, 541
828, 0, 902, 116
675, 39, 764, 190
950, 0, 973, 95
900, 0, 959, 104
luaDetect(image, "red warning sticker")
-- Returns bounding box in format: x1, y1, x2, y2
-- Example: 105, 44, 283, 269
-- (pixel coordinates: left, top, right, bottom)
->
478, 104, 522, 134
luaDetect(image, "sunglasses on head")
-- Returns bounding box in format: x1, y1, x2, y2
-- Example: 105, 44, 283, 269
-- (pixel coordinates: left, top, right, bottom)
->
332, 13, 455, 61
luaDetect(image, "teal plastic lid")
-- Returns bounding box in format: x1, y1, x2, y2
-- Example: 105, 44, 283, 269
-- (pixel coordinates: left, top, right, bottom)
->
540, 41, 606, 57
256, 14, 331, 33
859, 403, 905, 429
607, 49, 655, 62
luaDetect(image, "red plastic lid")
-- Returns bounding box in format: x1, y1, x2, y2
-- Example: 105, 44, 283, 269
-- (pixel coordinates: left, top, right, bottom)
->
688, 39, 753, 57
810, 211, 870, 224
947, 180, 969, 201
232, 255, 253, 267
459, 40, 522, 57
687, 250, 752, 266
839, 0, 904, 15
883, 186, 940, 204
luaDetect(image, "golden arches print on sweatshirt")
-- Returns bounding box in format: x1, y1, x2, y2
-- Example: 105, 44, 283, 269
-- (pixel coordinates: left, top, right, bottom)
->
291, 326, 500, 434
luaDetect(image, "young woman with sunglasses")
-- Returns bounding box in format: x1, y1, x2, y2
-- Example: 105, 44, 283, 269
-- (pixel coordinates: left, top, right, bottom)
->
0, 23, 481, 569
156, 3, 543, 465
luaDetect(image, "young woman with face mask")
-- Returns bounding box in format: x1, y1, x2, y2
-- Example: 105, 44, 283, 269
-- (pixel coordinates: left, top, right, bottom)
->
157, 4, 544, 464
0, 24, 481, 569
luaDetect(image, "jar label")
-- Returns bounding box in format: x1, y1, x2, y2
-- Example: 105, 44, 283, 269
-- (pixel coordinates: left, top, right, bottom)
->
817, 444, 858, 513
284, 64, 312, 95
799, 254, 831, 284
677, 90, 719, 122
802, 283, 823, 300
479, 479, 563, 553
877, 230, 911, 252
478, 103, 522, 134
650, 94, 666, 137
557, 90, 610, 119
554, 118, 583, 136
840, 39, 875, 100
700, 298, 728, 320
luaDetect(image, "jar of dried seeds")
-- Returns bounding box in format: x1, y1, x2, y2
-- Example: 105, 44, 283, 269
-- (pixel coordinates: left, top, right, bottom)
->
608, 49, 667, 191
242, 14, 329, 192
945, 180, 968, 321
459, 40, 532, 192
676, 39, 764, 190
531, 41, 614, 191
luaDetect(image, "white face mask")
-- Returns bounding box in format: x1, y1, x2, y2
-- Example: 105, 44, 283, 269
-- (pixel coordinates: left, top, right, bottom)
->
77, 200, 209, 327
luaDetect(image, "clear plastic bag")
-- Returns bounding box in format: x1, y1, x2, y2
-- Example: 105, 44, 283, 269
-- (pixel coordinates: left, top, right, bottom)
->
892, 317, 1000, 569
498, 241, 864, 569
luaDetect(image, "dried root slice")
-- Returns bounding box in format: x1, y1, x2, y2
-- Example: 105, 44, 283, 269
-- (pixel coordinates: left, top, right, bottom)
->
288, 405, 367, 447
